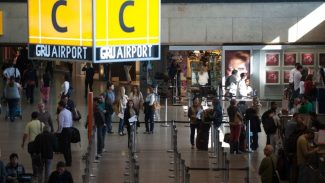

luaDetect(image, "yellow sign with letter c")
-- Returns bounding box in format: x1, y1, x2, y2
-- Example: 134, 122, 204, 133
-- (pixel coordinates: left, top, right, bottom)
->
28, 0, 160, 62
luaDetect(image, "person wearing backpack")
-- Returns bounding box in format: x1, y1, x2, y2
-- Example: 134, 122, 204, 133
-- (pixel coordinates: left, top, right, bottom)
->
262, 102, 280, 146
296, 129, 319, 183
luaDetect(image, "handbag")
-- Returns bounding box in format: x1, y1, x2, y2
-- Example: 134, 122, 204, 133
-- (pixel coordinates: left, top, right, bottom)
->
73, 108, 82, 121
70, 127, 81, 143
27, 142, 35, 154
271, 156, 280, 183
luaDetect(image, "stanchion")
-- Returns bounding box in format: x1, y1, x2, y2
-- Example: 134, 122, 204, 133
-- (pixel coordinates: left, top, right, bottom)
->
180, 159, 185, 183
134, 165, 139, 183
167, 121, 175, 153
169, 129, 178, 178
246, 166, 250, 183
175, 152, 180, 183
209, 124, 217, 158
248, 120, 251, 152
185, 167, 190, 183
226, 159, 230, 182
161, 98, 169, 127
131, 123, 137, 153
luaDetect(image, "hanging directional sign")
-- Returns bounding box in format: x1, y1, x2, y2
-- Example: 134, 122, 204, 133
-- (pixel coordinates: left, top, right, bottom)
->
28, 0, 161, 62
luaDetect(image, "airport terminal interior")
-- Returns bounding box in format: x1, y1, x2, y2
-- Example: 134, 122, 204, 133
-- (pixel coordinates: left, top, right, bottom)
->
1, 0, 325, 183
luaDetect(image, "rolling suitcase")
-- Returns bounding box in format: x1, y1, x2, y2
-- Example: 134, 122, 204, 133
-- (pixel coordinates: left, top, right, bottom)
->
196, 123, 211, 150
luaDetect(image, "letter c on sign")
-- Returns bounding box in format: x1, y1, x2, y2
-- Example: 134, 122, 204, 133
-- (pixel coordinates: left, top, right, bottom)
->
119, 1, 134, 33
52, 0, 67, 33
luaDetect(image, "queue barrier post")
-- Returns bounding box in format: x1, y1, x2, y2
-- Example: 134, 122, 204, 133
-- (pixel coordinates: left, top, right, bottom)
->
169, 128, 178, 178
185, 167, 190, 183
161, 98, 170, 127
209, 123, 215, 156
167, 121, 175, 153
131, 122, 137, 153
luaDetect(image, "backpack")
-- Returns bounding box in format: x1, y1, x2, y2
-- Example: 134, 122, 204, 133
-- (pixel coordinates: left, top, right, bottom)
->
70, 127, 81, 143
262, 116, 277, 135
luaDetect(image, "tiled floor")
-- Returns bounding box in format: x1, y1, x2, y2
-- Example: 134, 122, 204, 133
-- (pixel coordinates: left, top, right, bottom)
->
0, 71, 268, 183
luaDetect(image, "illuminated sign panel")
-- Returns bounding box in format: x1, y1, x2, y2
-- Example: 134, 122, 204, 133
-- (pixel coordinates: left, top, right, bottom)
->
28, 0, 161, 62
0, 11, 3, 36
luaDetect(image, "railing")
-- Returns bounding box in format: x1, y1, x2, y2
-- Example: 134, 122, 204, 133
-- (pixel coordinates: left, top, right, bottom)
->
168, 122, 190, 183
166, 120, 249, 183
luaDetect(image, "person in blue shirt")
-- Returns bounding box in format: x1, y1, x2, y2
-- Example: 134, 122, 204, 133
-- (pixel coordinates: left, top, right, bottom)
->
5, 153, 25, 183
104, 82, 115, 134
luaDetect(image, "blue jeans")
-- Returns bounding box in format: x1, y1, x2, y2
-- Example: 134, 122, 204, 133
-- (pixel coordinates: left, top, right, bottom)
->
7, 98, 19, 118
119, 118, 124, 133
37, 159, 52, 183
105, 113, 113, 133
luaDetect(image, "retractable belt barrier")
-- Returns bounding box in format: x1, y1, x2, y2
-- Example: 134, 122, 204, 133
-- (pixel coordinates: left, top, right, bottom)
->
82, 130, 97, 183
167, 121, 190, 183
124, 123, 139, 183
165, 120, 249, 183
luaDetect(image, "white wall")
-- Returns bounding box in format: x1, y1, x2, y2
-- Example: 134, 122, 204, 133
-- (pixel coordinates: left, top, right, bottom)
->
0, 2, 325, 44
161, 2, 325, 44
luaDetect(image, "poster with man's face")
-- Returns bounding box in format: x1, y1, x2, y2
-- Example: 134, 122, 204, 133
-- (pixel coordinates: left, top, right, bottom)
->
225, 50, 250, 78
301, 53, 314, 66
266, 70, 280, 84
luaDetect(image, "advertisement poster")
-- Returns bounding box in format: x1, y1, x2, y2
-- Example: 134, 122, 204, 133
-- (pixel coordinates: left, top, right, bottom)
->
301, 53, 314, 66
283, 53, 297, 66
319, 53, 325, 66
266, 53, 280, 66
282, 70, 291, 84
266, 70, 280, 84
225, 50, 250, 78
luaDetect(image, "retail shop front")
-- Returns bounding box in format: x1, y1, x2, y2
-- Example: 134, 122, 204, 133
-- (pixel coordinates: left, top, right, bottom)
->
165, 46, 222, 103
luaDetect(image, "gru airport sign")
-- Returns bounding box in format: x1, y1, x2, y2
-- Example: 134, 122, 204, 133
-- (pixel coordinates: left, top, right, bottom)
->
28, 0, 161, 63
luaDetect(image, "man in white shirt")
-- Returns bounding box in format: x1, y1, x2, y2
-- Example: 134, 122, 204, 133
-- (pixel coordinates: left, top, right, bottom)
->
237, 73, 248, 98
57, 101, 73, 166
293, 65, 303, 98
289, 63, 301, 84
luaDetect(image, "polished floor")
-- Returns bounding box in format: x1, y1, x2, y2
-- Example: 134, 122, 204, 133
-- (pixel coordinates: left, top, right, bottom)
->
0, 71, 269, 183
